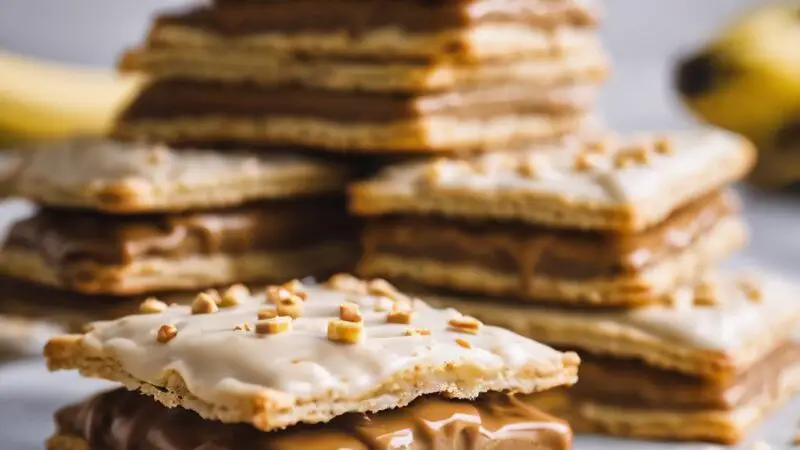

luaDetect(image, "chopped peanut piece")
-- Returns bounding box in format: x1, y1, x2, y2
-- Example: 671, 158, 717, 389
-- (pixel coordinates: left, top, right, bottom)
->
516, 159, 538, 178
404, 328, 431, 336
448, 316, 482, 334
387, 309, 413, 324
367, 278, 404, 301
157, 324, 178, 343
139, 297, 167, 314
326, 273, 367, 294
276, 295, 304, 319
220, 284, 249, 308
328, 319, 364, 344
455, 338, 472, 349
573, 153, 596, 171
339, 302, 363, 323
653, 136, 674, 154
266, 286, 292, 304
233, 323, 252, 332
256, 316, 292, 335
693, 279, 719, 306
583, 139, 609, 154
615, 146, 651, 168
282, 279, 303, 292
191, 292, 219, 315
257, 307, 278, 320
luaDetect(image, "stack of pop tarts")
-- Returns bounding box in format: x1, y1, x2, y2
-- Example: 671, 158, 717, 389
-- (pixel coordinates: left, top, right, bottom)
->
114, 0, 607, 153
350, 130, 800, 443
0, 140, 357, 345
45, 276, 579, 450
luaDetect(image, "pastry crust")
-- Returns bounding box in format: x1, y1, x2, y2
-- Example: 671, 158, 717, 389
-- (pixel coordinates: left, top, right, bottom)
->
45, 277, 579, 432
13, 140, 349, 213
350, 130, 756, 231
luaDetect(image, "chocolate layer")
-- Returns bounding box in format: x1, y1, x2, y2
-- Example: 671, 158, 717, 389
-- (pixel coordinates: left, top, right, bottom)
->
572, 342, 800, 411
54, 389, 572, 450
159, 0, 595, 37
364, 191, 736, 280
4, 197, 355, 267
120, 80, 585, 124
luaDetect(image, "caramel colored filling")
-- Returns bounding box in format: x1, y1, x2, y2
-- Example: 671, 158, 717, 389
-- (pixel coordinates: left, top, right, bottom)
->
119, 80, 585, 124
157, 0, 596, 37
4, 196, 356, 267
54, 389, 572, 450
572, 342, 800, 411
363, 191, 735, 280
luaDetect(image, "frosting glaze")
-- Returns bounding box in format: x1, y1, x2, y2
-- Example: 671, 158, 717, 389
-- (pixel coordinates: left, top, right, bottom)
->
441, 270, 800, 352
71, 279, 575, 428
15, 139, 349, 211
363, 130, 749, 205
351, 130, 755, 232
53, 389, 572, 450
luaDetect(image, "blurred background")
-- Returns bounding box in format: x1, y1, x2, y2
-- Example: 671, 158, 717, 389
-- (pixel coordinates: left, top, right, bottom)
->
1, 0, 795, 271
0, 0, 759, 131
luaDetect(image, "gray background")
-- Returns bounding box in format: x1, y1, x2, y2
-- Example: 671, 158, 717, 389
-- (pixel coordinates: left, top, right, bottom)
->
1, 1, 798, 449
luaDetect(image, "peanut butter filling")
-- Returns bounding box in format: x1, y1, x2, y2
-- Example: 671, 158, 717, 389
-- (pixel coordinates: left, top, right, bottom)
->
571, 342, 800, 411
120, 80, 590, 125
157, 0, 596, 37
4, 196, 356, 267
363, 191, 736, 280
54, 389, 572, 450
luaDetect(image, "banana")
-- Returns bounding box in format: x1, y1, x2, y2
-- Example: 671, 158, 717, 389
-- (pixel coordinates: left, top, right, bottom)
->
0, 50, 145, 142
676, 4, 800, 187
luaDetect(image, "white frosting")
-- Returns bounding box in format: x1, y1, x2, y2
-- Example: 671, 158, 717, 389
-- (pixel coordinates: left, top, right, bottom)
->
80, 283, 566, 408
369, 129, 749, 206
15, 139, 347, 198
616, 272, 800, 350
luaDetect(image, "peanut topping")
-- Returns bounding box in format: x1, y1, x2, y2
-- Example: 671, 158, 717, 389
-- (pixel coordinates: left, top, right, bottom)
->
737, 277, 763, 303
257, 307, 278, 320
614, 145, 651, 168
404, 328, 431, 336
139, 297, 167, 314
328, 319, 364, 344
653, 136, 674, 154
455, 338, 472, 349
326, 273, 367, 294
448, 316, 482, 334
256, 316, 292, 335
156, 324, 178, 343
367, 278, 404, 301
573, 153, 597, 171
693, 279, 719, 306
233, 323, 252, 332
339, 302, 363, 323
516, 158, 539, 178
583, 139, 608, 154
276, 295, 304, 319
191, 292, 219, 315
266, 286, 292, 304
220, 284, 249, 308
281, 279, 308, 300
387, 309, 413, 325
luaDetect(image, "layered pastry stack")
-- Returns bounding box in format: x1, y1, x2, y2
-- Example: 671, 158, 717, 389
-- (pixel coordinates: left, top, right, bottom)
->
45, 275, 580, 450
350, 130, 800, 443
0, 139, 357, 351
114, 0, 607, 153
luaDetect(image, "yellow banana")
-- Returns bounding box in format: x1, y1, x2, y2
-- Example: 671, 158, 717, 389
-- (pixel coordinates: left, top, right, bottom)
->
676, 4, 800, 187
0, 50, 145, 142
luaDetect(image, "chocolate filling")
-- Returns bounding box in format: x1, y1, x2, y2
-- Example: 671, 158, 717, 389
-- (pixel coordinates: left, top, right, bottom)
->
158, 0, 595, 37
571, 342, 800, 411
119, 80, 582, 124
363, 191, 735, 280
3, 196, 357, 267
54, 389, 572, 450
